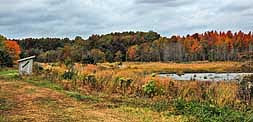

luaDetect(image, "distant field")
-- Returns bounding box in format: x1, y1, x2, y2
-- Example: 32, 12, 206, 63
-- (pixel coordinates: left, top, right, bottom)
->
40, 61, 245, 73
120, 61, 243, 73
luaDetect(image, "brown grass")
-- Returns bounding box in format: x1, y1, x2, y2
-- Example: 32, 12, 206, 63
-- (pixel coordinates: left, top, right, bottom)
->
39, 61, 245, 107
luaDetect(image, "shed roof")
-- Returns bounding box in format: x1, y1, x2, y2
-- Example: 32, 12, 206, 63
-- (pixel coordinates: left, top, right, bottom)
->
18, 56, 36, 62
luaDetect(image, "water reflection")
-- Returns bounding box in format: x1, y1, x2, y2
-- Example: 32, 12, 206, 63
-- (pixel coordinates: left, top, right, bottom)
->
159, 73, 253, 81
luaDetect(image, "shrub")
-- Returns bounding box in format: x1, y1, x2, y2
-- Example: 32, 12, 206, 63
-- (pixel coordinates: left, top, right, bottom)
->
62, 71, 75, 80
118, 77, 133, 94
143, 80, 157, 97
64, 58, 74, 69
142, 80, 164, 97
239, 75, 253, 105
33, 63, 44, 74
85, 74, 97, 88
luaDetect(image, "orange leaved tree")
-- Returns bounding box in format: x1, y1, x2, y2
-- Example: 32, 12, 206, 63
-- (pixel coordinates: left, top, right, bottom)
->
5, 40, 21, 64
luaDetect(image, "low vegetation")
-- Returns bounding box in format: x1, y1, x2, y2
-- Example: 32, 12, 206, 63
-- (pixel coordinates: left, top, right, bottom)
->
3, 62, 249, 121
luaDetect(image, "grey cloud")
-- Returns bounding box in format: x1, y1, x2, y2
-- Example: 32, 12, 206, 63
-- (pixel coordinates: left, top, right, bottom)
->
135, 0, 195, 7
137, 0, 177, 4
219, 4, 252, 13
0, 0, 109, 38
0, 0, 252, 39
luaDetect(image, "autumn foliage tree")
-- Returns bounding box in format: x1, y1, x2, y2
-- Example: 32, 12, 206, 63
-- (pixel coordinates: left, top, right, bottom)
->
0, 36, 15, 67
5, 40, 21, 64
127, 45, 138, 61
90, 49, 106, 63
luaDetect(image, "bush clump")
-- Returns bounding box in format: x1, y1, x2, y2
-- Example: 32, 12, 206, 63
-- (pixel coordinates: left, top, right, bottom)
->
239, 75, 253, 104
62, 71, 75, 80
142, 80, 164, 97
85, 74, 97, 88
118, 77, 133, 94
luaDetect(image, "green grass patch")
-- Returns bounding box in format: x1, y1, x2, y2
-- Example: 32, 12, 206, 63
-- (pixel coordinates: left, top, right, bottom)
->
150, 100, 171, 112
23, 76, 100, 103
25, 77, 63, 91
65, 91, 100, 102
0, 69, 19, 79
167, 99, 253, 122
0, 115, 8, 122
0, 99, 13, 111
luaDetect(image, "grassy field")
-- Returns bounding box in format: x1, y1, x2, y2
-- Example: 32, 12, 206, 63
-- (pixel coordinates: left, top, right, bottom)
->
0, 69, 189, 122
0, 62, 253, 122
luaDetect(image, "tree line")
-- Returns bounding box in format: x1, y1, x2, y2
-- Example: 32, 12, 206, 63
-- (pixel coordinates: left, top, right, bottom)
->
1, 30, 253, 67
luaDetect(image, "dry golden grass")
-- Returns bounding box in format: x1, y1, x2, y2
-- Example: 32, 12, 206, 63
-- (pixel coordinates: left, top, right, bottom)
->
207, 82, 239, 106
173, 81, 240, 106
75, 63, 99, 75
123, 61, 241, 73
39, 61, 244, 106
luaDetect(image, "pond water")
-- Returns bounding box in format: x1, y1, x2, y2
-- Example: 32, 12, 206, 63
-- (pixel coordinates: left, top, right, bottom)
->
159, 73, 253, 81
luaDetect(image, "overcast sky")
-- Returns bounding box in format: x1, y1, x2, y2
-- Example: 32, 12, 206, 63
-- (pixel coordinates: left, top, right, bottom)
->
0, 0, 253, 39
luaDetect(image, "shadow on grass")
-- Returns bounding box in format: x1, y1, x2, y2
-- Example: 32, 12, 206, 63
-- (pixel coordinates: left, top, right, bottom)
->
20, 76, 101, 103
0, 98, 13, 112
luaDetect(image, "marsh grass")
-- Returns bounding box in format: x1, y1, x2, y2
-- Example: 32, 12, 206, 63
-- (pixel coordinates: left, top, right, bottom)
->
1, 65, 252, 122
123, 61, 241, 73
4, 61, 248, 121
37, 62, 250, 106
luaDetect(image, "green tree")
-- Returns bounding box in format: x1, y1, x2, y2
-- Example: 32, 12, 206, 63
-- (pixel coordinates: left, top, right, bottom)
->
114, 50, 124, 62
0, 50, 13, 67
0, 35, 6, 50
0, 35, 13, 67
90, 49, 105, 63
144, 31, 160, 42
